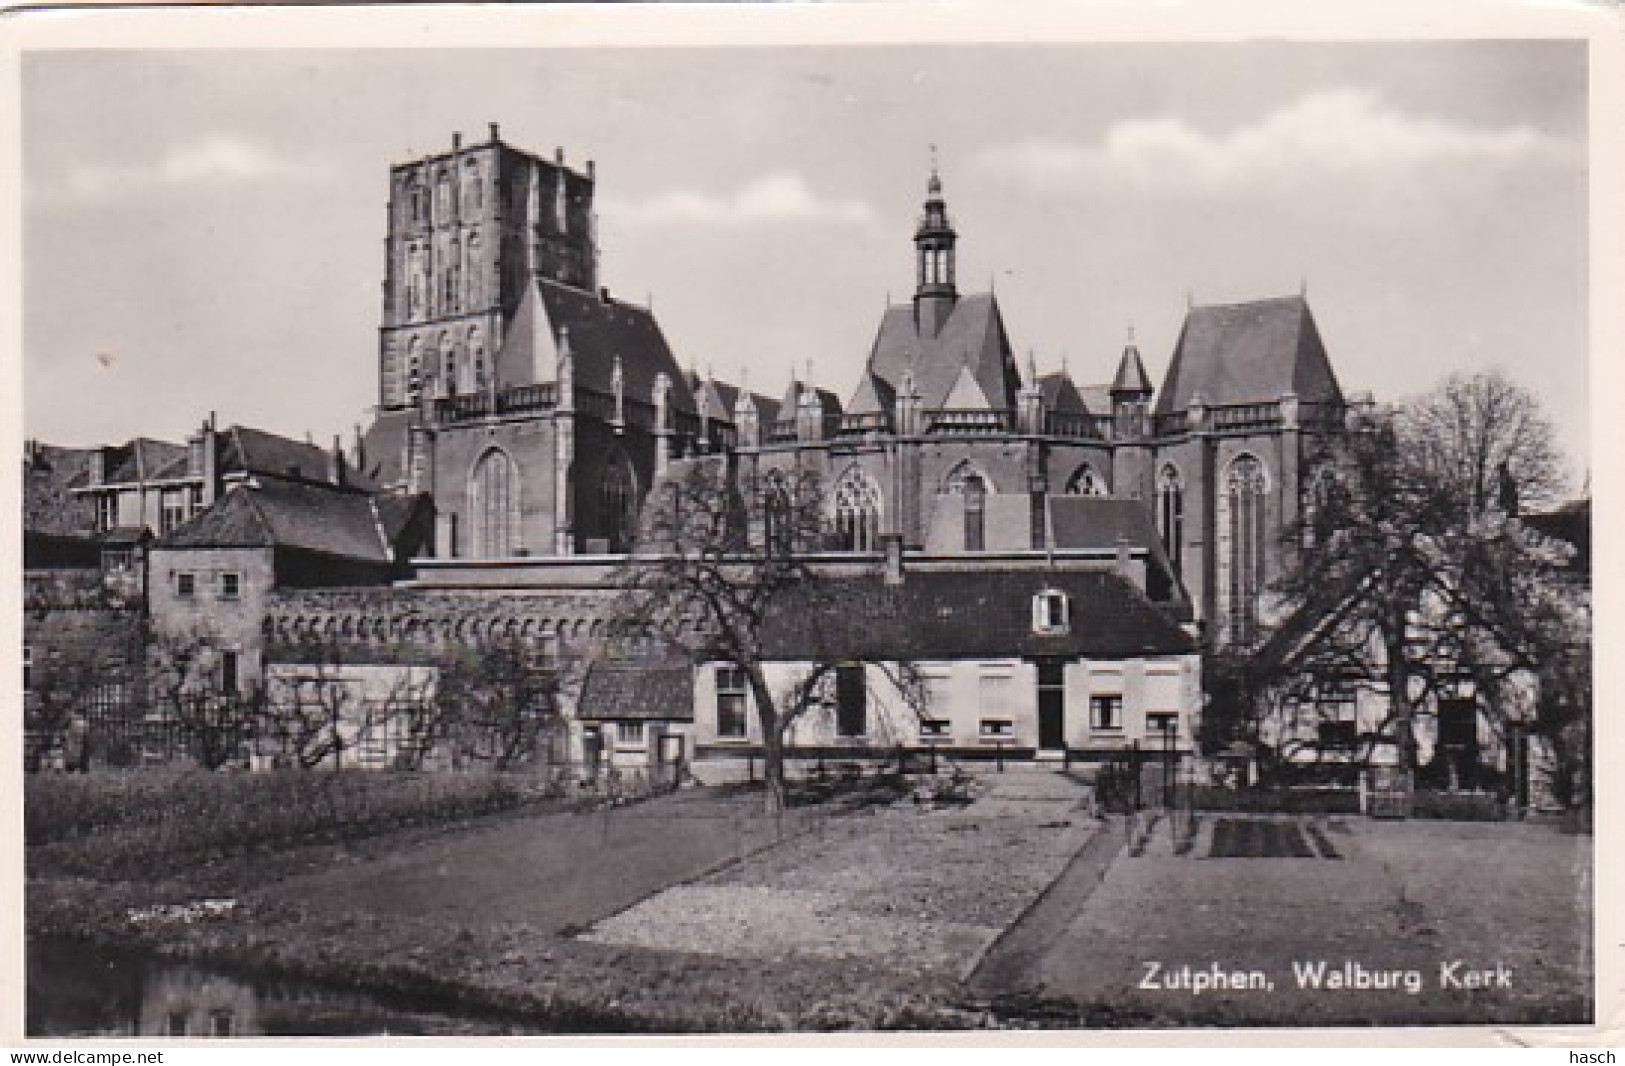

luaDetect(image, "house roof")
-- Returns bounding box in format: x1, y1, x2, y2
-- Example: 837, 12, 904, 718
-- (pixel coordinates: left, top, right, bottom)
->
1039, 372, 1090, 415
1153, 295, 1343, 416
863, 294, 1023, 412
155, 478, 401, 563
105, 438, 189, 484
357, 408, 414, 489
1047, 496, 1189, 613
577, 659, 695, 722
217, 425, 370, 488
754, 569, 1195, 662
500, 276, 696, 415
23, 443, 96, 535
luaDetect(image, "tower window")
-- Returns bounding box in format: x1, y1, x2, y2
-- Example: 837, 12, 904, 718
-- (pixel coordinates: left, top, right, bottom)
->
470, 448, 521, 558
1220, 454, 1269, 646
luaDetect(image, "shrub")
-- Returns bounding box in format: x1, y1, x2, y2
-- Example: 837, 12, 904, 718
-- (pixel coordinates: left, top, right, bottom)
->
26, 768, 550, 880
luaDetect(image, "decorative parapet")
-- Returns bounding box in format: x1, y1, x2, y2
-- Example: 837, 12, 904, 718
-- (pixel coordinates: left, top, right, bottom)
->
262, 586, 616, 661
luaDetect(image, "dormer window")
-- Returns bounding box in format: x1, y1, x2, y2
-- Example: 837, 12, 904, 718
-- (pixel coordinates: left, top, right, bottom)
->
1033, 589, 1070, 635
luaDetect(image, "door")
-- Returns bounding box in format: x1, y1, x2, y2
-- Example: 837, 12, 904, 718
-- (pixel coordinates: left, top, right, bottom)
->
1037, 661, 1066, 751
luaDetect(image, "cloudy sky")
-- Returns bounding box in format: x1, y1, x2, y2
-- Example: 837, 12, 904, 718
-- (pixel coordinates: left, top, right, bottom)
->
22, 41, 1590, 478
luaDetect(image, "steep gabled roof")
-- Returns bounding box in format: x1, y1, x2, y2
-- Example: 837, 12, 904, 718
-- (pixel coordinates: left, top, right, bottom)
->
23, 443, 96, 536
500, 276, 696, 415
941, 362, 995, 410
1110, 343, 1154, 395
106, 438, 188, 484
845, 371, 897, 418
1154, 295, 1343, 415
357, 408, 414, 489
754, 569, 1195, 662
219, 426, 331, 484
156, 479, 395, 563
1038, 372, 1090, 415
864, 293, 1023, 412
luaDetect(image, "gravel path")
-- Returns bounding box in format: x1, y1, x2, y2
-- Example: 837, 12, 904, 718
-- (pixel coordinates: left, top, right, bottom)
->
585, 773, 1099, 979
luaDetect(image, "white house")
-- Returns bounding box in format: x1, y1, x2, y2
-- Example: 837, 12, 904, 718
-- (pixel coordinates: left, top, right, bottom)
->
687, 564, 1202, 778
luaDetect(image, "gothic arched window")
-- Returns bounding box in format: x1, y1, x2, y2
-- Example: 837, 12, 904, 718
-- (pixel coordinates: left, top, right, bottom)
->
1220, 454, 1269, 646
1065, 463, 1108, 496
1156, 465, 1184, 579
466, 232, 482, 308
600, 452, 637, 554
470, 448, 521, 558
962, 473, 986, 552
762, 472, 794, 555
441, 336, 458, 398
833, 467, 882, 553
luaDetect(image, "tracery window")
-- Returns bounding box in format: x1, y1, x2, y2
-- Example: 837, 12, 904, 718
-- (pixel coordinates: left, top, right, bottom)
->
470, 448, 521, 558
1065, 463, 1108, 496
1156, 464, 1184, 578
833, 467, 882, 553
1219, 454, 1269, 646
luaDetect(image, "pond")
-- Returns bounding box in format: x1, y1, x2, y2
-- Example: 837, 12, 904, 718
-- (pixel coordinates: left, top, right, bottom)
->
27, 937, 551, 1038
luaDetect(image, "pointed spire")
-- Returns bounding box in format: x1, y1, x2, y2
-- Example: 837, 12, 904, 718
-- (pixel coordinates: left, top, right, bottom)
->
928, 143, 941, 196
1111, 325, 1154, 399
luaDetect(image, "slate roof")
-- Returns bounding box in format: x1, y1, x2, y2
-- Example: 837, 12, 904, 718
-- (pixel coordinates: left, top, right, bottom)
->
1110, 343, 1154, 395
1049, 496, 1188, 614
863, 294, 1023, 412
216, 425, 367, 487
156, 478, 396, 562
778, 379, 844, 419
845, 371, 898, 418
1038, 372, 1090, 415
105, 438, 188, 484
1153, 295, 1343, 416
23, 443, 96, 535
357, 408, 413, 488
577, 660, 695, 722
500, 276, 696, 415
754, 569, 1195, 662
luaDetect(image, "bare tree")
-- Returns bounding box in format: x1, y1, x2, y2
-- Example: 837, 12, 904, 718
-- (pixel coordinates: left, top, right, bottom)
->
437, 637, 568, 771
147, 632, 262, 771
611, 460, 931, 812
1401, 368, 1567, 519
1267, 371, 1587, 799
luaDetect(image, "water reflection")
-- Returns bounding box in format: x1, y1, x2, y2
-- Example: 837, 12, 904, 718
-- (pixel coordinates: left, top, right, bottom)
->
28, 938, 543, 1038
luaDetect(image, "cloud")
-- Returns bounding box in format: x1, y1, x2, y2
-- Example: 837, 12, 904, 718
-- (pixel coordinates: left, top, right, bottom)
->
608, 173, 876, 227
977, 89, 1568, 195
37, 134, 314, 204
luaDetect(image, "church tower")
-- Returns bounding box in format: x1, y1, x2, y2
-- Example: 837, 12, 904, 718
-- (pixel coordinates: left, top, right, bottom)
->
377, 125, 600, 412
913, 157, 958, 339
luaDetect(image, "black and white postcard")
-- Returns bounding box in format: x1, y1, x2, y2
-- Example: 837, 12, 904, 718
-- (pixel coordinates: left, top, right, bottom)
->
5, 0, 1617, 1049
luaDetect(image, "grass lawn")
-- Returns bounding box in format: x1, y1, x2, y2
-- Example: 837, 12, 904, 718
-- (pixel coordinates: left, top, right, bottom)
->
1029, 814, 1591, 1027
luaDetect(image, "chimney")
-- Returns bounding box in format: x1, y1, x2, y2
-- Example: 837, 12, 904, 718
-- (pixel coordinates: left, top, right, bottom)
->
586, 160, 596, 181
452, 131, 462, 152
882, 534, 905, 586
88, 449, 105, 486
488, 122, 501, 143
329, 434, 346, 487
